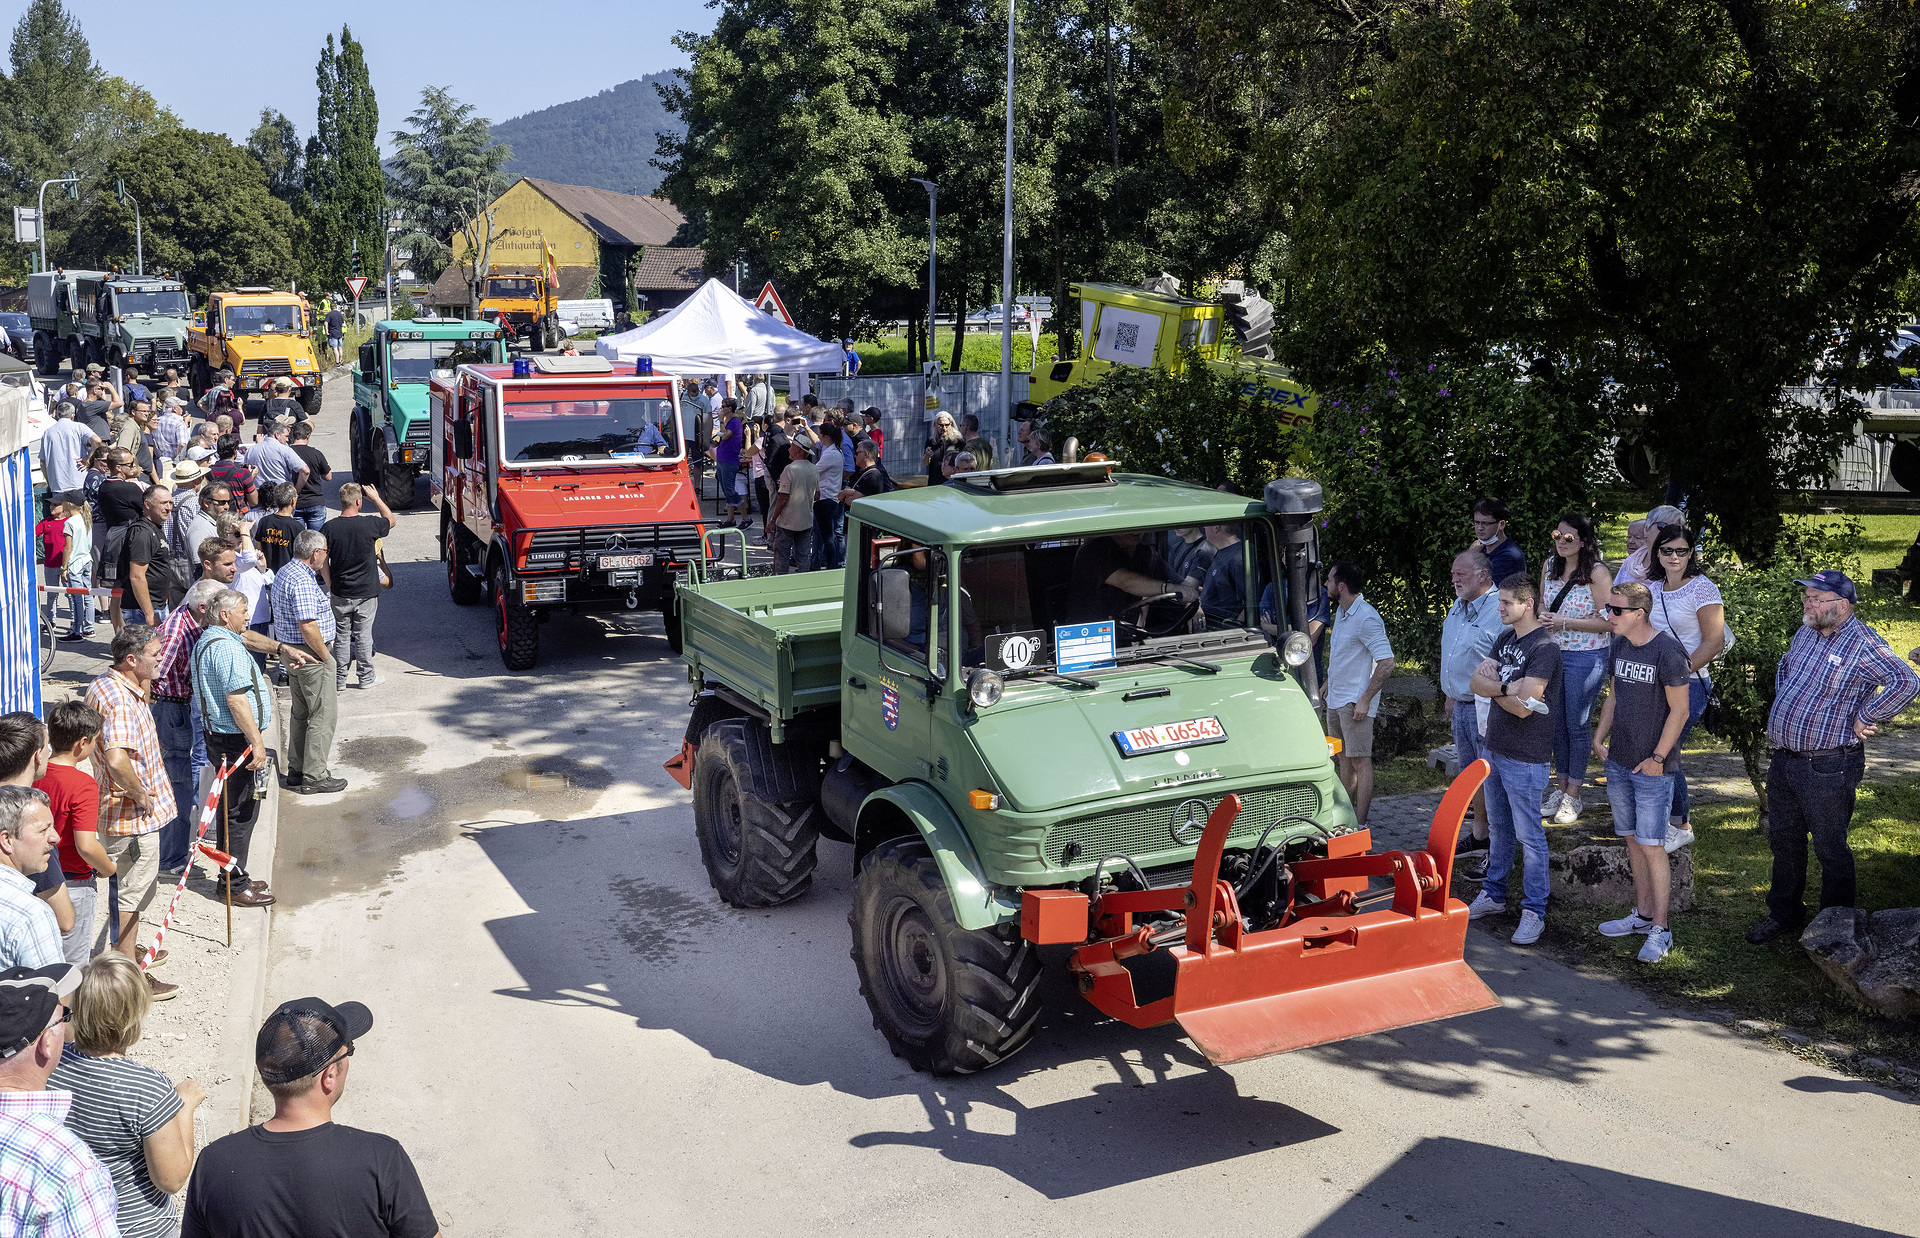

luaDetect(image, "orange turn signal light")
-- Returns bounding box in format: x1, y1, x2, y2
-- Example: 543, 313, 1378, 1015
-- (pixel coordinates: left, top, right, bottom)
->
1326, 737, 1344, 758
969, 789, 1001, 810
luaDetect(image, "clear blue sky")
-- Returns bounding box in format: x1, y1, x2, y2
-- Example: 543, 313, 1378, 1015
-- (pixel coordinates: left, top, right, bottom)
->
62, 2, 710, 149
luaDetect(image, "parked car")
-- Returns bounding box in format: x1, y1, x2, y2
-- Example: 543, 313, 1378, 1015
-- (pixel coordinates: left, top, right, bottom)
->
964, 303, 1031, 325
0, 312, 32, 363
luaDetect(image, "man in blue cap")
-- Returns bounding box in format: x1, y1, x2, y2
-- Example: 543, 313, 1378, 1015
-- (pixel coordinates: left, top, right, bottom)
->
1747, 570, 1920, 943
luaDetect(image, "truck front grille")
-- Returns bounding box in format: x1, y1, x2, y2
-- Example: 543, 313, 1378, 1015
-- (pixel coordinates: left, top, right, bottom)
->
404, 418, 432, 446
527, 522, 706, 558
1046, 783, 1324, 869
240, 357, 292, 377
137, 341, 189, 365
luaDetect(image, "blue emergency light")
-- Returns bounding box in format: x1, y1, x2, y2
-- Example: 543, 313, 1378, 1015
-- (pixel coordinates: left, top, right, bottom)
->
636, 356, 653, 376
512, 358, 531, 378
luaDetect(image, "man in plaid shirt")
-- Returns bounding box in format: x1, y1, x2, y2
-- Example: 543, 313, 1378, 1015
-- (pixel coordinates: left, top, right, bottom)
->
273, 530, 346, 795
83, 627, 180, 1000
0, 962, 120, 1238
1747, 570, 1920, 944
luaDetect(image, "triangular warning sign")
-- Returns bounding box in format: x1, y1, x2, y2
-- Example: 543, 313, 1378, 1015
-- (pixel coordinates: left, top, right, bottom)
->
754, 281, 794, 326
345, 276, 368, 299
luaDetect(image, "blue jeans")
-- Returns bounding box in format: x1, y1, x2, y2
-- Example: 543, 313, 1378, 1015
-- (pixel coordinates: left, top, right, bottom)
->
1551, 648, 1607, 787
1482, 751, 1551, 916
811, 500, 845, 570
293, 506, 327, 532
1667, 678, 1710, 824
151, 699, 204, 871
1450, 699, 1483, 768
715, 460, 740, 511
62, 560, 94, 635
1605, 759, 1675, 845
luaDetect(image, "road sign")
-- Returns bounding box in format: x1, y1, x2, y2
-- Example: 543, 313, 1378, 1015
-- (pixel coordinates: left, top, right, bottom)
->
754, 281, 794, 326
346, 276, 369, 299
1015, 295, 1052, 307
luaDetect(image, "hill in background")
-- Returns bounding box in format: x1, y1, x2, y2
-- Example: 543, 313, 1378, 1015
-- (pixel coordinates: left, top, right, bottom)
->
493, 72, 685, 197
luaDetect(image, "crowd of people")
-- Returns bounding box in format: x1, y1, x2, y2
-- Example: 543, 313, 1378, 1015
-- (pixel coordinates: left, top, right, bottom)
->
1328, 498, 1920, 959
6, 357, 441, 1236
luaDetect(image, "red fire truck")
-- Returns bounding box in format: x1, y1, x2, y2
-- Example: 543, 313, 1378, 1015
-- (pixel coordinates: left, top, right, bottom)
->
430, 354, 707, 670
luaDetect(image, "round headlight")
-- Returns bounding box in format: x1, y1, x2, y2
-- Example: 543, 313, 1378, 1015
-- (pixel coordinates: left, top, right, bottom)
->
968, 668, 1004, 708
1281, 631, 1313, 668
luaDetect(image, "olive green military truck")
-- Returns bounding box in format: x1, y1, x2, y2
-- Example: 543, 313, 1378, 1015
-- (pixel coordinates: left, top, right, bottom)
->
666, 464, 1499, 1076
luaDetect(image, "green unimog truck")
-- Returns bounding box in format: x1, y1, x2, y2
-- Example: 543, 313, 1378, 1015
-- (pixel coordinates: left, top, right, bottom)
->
351, 317, 507, 509
27, 269, 193, 378
666, 464, 1499, 1075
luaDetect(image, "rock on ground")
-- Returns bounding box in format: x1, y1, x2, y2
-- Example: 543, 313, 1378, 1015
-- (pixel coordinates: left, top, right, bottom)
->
1546, 833, 1695, 913
1801, 906, 1920, 1022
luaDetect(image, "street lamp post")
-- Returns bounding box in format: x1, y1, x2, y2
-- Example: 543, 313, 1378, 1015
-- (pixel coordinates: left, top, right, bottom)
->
1000, 0, 1016, 442
910, 178, 937, 371
36, 175, 77, 273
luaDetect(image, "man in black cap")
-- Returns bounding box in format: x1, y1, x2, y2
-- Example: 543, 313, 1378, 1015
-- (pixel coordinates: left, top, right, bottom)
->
0, 962, 121, 1235
183, 997, 440, 1237
1747, 569, 1920, 943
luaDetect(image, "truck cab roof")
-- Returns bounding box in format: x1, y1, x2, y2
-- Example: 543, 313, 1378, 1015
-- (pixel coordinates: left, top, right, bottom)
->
851, 465, 1264, 547
373, 318, 505, 339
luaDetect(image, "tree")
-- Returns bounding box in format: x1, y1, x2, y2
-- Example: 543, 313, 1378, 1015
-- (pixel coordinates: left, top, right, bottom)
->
301, 26, 383, 294
67, 128, 296, 293
247, 108, 304, 204
656, 0, 924, 340
388, 87, 512, 287
1143, 0, 1920, 561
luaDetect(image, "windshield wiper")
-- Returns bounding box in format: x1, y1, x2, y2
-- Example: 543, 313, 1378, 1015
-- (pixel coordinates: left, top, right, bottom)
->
1118, 647, 1222, 674
1045, 671, 1100, 690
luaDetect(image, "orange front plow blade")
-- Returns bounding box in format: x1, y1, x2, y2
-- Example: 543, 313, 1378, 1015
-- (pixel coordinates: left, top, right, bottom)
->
1070, 763, 1503, 1066
1176, 957, 1499, 1064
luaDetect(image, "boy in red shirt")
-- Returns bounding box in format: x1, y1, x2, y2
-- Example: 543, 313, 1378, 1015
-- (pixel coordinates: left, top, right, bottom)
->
33, 508, 64, 583
34, 700, 114, 968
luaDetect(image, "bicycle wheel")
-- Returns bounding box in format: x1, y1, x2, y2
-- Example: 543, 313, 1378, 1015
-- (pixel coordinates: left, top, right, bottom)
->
39, 607, 56, 679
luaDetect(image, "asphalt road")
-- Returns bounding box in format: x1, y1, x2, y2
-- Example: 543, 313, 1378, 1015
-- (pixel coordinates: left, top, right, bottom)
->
266, 374, 1919, 1238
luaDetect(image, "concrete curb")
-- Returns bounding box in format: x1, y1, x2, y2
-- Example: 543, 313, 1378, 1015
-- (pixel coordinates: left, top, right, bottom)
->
204, 727, 282, 1140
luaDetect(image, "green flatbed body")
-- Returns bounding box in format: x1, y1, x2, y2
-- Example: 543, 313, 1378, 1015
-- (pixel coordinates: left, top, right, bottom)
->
677, 569, 845, 735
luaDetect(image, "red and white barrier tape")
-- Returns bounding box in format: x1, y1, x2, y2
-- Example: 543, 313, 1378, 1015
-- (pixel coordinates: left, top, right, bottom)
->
140, 746, 252, 971
37, 584, 121, 597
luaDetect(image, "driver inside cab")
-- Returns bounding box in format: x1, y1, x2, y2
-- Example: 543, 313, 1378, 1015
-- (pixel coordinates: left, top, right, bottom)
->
1065, 531, 1198, 632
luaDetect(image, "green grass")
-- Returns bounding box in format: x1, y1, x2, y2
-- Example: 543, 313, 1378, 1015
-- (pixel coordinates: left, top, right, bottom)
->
1373, 753, 1454, 797
853, 328, 1059, 375
1533, 773, 1920, 1061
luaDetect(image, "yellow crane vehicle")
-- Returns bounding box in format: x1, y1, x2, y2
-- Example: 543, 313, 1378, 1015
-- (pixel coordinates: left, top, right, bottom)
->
1028, 278, 1318, 434
188, 286, 325, 417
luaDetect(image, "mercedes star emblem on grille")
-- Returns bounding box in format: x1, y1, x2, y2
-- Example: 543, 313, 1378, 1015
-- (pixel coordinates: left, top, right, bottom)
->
1169, 797, 1212, 844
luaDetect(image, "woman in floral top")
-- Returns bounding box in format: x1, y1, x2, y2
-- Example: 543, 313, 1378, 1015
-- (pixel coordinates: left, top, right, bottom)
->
1539, 512, 1613, 824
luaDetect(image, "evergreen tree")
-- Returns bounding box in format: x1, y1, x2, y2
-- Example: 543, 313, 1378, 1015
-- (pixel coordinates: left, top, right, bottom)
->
388, 87, 512, 285
301, 26, 382, 294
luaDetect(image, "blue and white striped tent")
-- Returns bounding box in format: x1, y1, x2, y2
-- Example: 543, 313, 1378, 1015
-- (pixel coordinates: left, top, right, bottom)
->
0, 381, 39, 715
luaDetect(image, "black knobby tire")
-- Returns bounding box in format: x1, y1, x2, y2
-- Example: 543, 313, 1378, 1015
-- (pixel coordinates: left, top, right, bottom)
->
849, 837, 1044, 1075
690, 718, 821, 908
188, 356, 210, 398
664, 597, 684, 655
492, 561, 539, 670
34, 335, 56, 377
379, 462, 417, 510
350, 410, 377, 484
445, 520, 482, 606
299, 385, 321, 418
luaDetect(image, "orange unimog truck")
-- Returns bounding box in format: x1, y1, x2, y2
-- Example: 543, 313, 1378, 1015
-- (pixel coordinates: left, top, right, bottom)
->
476, 266, 563, 353
188, 287, 325, 416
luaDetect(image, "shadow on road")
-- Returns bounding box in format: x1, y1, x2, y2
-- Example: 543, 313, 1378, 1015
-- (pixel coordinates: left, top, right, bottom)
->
1306, 1136, 1892, 1236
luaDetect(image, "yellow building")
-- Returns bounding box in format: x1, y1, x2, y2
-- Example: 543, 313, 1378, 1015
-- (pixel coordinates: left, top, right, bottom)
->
431, 177, 703, 316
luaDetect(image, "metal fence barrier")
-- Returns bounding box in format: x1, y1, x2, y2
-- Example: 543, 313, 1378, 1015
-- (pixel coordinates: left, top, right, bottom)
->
817, 371, 1030, 480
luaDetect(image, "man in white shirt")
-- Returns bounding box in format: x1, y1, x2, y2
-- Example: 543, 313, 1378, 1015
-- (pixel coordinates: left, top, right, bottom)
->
1323, 561, 1396, 826
37, 406, 98, 495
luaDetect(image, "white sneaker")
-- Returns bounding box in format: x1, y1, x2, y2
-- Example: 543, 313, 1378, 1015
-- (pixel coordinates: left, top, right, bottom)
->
1467, 892, 1502, 920
1552, 795, 1584, 825
1512, 910, 1546, 945
1541, 789, 1565, 817
1663, 826, 1695, 853
1599, 911, 1655, 937
1638, 927, 1673, 962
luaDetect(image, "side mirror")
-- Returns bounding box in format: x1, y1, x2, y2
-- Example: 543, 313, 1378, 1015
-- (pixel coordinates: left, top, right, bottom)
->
357, 342, 374, 376
871, 568, 912, 641
453, 419, 474, 460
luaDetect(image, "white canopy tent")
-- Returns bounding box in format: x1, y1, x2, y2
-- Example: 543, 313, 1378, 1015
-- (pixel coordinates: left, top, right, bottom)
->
594, 278, 844, 407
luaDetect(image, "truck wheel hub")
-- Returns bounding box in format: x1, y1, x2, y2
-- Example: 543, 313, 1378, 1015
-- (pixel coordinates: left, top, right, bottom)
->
881, 899, 945, 1031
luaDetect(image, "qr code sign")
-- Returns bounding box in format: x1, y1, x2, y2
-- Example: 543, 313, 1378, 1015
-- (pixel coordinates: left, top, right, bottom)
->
1113, 321, 1140, 351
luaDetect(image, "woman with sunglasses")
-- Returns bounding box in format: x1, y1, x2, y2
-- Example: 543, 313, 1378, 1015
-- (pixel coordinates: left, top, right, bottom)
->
1538, 513, 1613, 824
1647, 523, 1727, 847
